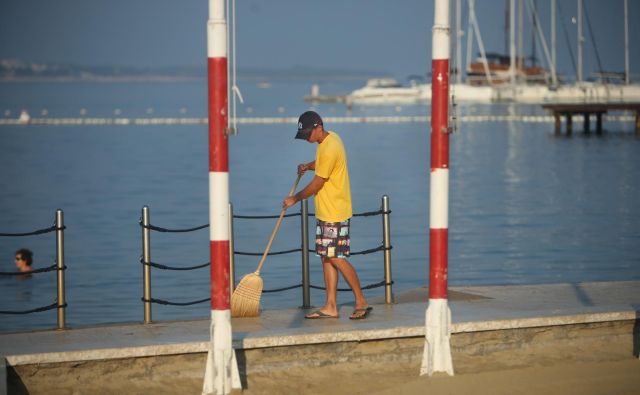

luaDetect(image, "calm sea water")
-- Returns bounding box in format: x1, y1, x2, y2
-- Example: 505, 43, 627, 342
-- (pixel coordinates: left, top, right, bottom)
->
1, 81, 639, 333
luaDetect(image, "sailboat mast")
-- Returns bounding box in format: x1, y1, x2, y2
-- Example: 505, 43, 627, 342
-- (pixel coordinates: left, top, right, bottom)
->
469, 0, 493, 85
505, 0, 510, 57
466, 0, 474, 75
518, 0, 523, 73
531, 0, 537, 67
577, 0, 583, 83
456, 0, 463, 84
510, 0, 516, 85
624, 0, 630, 85
527, 0, 555, 86
551, 0, 557, 85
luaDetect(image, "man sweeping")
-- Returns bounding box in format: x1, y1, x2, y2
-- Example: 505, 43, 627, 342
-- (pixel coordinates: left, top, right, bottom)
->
282, 110, 372, 320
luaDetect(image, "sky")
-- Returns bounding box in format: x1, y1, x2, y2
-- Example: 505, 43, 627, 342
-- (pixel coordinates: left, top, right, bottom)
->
0, 0, 638, 81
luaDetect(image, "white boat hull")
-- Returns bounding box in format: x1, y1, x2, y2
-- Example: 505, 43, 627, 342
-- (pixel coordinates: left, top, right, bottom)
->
347, 85, 429, 105
346, 82, 640, 105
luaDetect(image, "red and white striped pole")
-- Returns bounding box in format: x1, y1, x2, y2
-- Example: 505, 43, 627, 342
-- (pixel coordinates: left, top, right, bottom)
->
421, 0, 454, 376
202, 0, 240, 393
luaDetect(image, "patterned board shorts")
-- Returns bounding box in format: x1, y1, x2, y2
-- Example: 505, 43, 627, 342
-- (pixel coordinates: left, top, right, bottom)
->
315, 219, 350, 258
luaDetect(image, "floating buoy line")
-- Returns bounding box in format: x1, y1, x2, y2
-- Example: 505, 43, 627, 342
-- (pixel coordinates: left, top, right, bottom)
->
0, 114, 635, 126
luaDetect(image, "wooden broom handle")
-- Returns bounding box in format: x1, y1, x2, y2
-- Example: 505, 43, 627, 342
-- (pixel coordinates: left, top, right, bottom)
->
255, 174, 303, 274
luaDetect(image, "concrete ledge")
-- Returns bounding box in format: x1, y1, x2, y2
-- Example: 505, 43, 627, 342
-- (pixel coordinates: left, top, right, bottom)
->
2, 281, 639, 395
7, 319, 638, 395
2, 281, 639, 394
240, 309, 637, 348
5, 342, 208, 367
4, 308, 636, 366
452, 310, 637, 333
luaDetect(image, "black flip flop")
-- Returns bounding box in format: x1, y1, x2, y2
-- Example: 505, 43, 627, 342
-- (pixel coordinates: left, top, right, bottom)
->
349, 306, 373, 320
305, 310, 338, 319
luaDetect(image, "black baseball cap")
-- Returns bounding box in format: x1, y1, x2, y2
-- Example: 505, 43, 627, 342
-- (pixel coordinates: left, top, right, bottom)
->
295, 111, 322, 140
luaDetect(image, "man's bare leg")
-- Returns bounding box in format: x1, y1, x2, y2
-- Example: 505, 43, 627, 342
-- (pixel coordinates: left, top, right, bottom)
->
305, 256, 339, 318
330, 257, 369, 318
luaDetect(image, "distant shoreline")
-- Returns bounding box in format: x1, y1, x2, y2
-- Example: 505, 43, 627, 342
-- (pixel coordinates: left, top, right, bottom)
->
0, 76, 204, 83
0, 75, 379, 83
1, 60, 388, 83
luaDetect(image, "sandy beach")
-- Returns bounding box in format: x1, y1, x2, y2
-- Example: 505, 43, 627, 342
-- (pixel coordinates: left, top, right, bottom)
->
10, 355, 638, 395
241, 358, 640, 395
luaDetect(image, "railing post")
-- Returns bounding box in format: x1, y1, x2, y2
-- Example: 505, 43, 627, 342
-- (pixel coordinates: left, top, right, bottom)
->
55, 209, 66, 330
381, 196, 394, 304
300, 199, 311, 309
229, 203, 236, 294
142, 206, 152, 324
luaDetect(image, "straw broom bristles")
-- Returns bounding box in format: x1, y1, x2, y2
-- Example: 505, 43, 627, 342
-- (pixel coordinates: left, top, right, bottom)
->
231, 272, 263, 317
230, 175, 302, 318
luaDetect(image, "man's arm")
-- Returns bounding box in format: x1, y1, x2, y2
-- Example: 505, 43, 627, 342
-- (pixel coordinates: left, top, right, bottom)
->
282, 175, 325, 209
298, 161, 316, 175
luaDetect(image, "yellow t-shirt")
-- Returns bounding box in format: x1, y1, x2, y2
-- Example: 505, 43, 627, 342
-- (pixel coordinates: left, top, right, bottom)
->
314, 132, 352, 222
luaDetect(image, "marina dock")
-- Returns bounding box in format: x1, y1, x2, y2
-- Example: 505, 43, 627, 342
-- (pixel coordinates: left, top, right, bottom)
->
542, 102, 640, 136
1, 281, 638, 394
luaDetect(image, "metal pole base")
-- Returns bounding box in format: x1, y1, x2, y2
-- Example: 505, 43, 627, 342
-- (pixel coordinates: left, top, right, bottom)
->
420, 299, 454, 376
202, 310, 241, 394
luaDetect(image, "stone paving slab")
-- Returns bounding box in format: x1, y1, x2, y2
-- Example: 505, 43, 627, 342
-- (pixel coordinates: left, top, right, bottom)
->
1, 281, 638, 367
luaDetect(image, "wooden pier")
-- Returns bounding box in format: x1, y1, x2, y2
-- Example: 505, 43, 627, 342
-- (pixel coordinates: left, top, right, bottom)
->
542, 103, 640, 136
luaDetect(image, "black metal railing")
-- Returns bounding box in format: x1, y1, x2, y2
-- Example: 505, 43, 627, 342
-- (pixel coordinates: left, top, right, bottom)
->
138, 196, 394, 322
0, 209, 67, 329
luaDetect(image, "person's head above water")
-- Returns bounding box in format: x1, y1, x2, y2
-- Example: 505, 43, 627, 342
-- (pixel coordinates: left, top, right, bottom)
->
15, 248, 33, 272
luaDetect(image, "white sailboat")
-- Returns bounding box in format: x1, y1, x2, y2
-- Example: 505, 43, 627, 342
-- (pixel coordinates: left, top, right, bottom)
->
345, 0, 640, 105
346, 78, 429, 105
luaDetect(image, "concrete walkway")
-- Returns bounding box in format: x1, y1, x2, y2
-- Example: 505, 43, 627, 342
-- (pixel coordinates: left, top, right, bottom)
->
1, 281, 638, 367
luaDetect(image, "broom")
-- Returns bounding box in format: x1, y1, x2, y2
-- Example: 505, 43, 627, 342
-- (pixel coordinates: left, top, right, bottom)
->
230, 174, 303, 317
